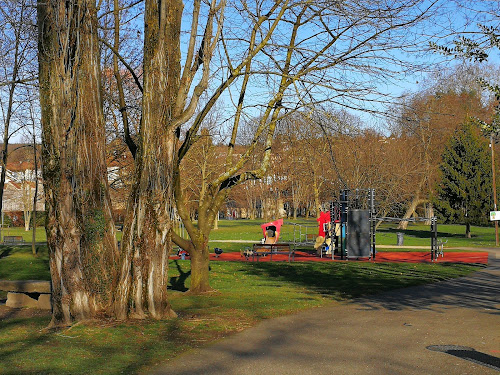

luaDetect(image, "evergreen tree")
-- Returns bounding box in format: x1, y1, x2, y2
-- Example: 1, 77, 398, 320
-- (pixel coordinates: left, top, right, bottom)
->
434, 119, 492, 238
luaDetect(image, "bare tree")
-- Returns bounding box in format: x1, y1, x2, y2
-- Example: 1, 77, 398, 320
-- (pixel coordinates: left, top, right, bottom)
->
113, 0, 227, 319
170, 0, 444, 293
37, 0, 119, 327
34, 0, 454, 322
0, 0, 37, 241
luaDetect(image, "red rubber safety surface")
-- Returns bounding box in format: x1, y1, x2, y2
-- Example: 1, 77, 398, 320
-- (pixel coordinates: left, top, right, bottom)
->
171, 251, 489, 264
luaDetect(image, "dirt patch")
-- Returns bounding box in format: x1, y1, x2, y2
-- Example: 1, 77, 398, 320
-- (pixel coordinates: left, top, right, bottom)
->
0, 303, 51, 320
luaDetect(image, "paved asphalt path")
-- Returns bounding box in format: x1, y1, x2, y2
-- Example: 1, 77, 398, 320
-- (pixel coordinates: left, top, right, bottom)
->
150, 250, 500, 375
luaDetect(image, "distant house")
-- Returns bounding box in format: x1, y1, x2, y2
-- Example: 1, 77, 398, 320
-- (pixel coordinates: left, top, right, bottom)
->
3, 162, 42, 182
0, 143, 132, 222
1, 162, 45, 213
2, 180, 45, 212
1, 160, 129, 215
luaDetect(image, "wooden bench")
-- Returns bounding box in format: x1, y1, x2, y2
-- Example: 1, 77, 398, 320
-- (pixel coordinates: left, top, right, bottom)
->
252, 243, 294, 262
0, 280, 51, 309
3, 236, 25, 244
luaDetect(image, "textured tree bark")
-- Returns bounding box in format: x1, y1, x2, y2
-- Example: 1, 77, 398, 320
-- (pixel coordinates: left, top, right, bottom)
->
423, 203, 434, 225
115, 140, 177, 319
114, 0, 182, 320
398, 180, 427, 230
171, 228, 212, 294
189, 243, 211, 294
38, 0, 118, 327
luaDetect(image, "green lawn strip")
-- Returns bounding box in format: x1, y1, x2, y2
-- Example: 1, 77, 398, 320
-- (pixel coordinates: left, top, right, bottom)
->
0, 245, 50, 280
209, 218, 315, 242
0, 227, 47, 242
0, 253, 483, 375
0, 220, 496, 248
0, 245, 50, 301
376, 223, 497, 247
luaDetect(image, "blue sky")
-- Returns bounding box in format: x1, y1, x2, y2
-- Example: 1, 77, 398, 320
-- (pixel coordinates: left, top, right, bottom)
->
6, 0, 500, 143
212, 1, 497, 133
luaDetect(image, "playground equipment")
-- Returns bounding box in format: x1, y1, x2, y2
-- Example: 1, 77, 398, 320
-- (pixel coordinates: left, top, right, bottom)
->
260, 219, 283, 244
335, 189, 441, 260
275, 188, 442, 261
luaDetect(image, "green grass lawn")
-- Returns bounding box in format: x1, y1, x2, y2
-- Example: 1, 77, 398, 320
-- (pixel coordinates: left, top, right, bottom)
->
2, 219, 496, 250
376, 222, 497, 248
0, 246, 50, 280
209, 218, 318, 243
0, 241, 486, 374
0, 226, 47, 243
0, 226, 124, 243
207, 219, 498, 252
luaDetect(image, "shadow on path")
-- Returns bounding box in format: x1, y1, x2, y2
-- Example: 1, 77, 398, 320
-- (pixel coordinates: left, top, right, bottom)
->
427, 345, 500, 371
354, 258, 500, 313
151, 256, 500, 375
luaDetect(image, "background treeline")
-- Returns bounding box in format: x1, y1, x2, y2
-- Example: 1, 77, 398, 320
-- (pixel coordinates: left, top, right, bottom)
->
159, 65, 498, 227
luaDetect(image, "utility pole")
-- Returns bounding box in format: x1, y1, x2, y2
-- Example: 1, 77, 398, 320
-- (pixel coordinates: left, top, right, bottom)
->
491, 134, 499, 247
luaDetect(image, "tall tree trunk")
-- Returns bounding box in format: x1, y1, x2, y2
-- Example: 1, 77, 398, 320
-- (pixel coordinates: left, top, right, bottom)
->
313, 178, 321, 219
291, 186, 296, 220
115, 135, 177, 319
38, 0, 118, 327
424, 203, 434, 225
30, 99, 39, 256
397, 192, 427, 230
213, 211, 218, 229
250, 198, 256, 220
22, 180, 32, 231
465, 222, 471, 238
277, 198, 285, 218
0, 134, 9, 243
188, 236, 211, 294
31, 157, 38, 255
114, 0, 182, 320
172, 158, 218, 294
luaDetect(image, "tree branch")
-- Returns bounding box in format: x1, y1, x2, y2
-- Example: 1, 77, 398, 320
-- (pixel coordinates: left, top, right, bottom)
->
99, 37, 143, 93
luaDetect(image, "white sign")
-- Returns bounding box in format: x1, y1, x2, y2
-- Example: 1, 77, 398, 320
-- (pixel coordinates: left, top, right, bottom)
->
490, 211, 500, 221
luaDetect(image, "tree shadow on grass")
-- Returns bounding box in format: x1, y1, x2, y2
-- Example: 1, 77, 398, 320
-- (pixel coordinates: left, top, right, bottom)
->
168, 260, 191, 292
0, 313, 189, 375
238, 261, 454, 300
0, 247, 12, 260
237, 260, 490, 312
